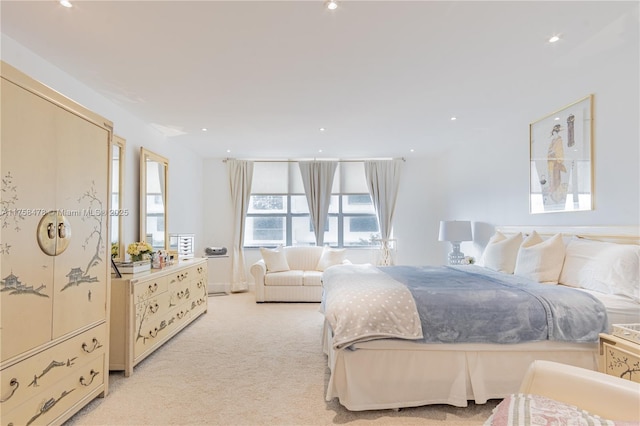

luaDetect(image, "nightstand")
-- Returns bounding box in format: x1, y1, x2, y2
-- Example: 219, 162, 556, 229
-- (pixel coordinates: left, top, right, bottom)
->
599, 332, 640, 383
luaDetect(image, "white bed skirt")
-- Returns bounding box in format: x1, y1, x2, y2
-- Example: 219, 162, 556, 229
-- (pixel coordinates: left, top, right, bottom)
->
322, 321, 599, 411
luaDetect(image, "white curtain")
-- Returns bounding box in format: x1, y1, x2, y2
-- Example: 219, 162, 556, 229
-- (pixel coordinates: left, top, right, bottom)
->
299, 161, 338, 246
365, 159, 403, 265
227, 159, 254, 292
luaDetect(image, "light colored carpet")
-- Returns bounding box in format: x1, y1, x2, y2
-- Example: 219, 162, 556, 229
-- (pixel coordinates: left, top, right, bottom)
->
67, 292, 498, 425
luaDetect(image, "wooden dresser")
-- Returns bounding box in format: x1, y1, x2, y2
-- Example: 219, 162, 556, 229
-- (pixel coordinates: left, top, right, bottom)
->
1, 62, 112, 425
109, 259, 208, 376
599, 332, 640, 383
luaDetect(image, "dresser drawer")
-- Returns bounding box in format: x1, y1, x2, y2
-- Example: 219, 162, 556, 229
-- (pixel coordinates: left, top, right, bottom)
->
134, 292, 171, 326
0, 323, 107, 414
133, 309, 179, 361
133, 275, 168, 302
2, 354, 105, 426
602, 341, 640, 383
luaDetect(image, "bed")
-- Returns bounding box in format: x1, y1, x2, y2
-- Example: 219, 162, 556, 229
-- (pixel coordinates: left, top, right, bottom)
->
321, 226, 640, 411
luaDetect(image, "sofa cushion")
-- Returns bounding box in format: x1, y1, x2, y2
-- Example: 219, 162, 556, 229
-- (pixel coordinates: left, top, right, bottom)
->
303, 271, 323, 286
316, 247, 347, 271
260, 247, 290, 272
264, 270, 304, 286
284, 246, 324, 271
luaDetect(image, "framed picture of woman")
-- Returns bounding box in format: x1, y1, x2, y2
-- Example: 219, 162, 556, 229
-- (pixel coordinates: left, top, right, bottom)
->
529, 95, 594, 214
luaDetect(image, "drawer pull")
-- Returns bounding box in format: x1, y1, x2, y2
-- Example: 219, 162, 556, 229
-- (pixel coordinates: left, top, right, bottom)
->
82, 338, 103, 353
148, 283, 159, 294
25, 388, 73, 426
148, 303, 159, 314
79, 369, 100, 386
197, 280, 204, 288
0, 378, 19, 403
176, 311, 186, 319
177, 290, 185, 299
149, 328, 159, 338
197, 266, 203, 274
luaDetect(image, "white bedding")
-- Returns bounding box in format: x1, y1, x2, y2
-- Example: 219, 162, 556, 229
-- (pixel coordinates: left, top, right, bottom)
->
575, 288, 640, 328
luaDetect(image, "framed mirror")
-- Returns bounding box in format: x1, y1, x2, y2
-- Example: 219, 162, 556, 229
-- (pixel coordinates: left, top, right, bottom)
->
110, 135, 126, 261
140, 147, 169, 251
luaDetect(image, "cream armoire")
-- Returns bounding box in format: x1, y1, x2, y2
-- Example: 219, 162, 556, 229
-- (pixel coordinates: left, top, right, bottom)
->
0, 62, 112, 425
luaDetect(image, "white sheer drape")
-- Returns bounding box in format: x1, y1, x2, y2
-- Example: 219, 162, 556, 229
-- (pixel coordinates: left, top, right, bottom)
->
227, 159, 254, 292
299, 161, 338, 246
365, 159, 403, 265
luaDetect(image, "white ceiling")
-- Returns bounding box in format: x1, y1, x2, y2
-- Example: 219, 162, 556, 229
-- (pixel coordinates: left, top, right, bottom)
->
1, 1, 637, 159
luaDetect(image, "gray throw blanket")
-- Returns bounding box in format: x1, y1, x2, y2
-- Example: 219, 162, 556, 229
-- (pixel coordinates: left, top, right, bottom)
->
381, 265, 609, 344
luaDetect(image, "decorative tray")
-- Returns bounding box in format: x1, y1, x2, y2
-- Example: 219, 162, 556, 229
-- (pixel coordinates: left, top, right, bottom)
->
612, 323, 640, 344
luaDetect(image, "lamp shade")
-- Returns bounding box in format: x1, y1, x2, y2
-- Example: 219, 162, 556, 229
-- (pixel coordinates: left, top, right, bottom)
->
438, 220, 472, 242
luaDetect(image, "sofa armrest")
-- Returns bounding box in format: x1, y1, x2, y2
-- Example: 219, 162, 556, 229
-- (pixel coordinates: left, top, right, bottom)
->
250, 260, 267, 302
519, 360, 640, 421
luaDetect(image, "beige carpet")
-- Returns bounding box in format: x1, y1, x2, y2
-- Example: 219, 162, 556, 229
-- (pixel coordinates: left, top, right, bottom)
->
67, 292, 499, 425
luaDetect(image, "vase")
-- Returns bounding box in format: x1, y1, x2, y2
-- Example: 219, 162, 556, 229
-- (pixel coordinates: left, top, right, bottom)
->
131, 254, 146, 262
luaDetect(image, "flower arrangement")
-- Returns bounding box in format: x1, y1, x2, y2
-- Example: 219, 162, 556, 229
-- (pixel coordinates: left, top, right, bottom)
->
127, 241, 154, 262
462, 256, 476, 265
111, 242, 119, 259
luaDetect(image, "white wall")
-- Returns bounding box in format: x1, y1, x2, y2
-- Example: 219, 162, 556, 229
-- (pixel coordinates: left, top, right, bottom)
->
439, 20, 640, 262
1, 35, 204, 254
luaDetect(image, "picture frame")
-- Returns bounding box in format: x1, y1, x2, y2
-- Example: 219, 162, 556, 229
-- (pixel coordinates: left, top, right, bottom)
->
529, 95, 594, 214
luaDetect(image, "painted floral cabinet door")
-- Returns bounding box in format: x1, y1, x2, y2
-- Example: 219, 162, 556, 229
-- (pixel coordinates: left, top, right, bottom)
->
1, 78, 58, 361
50, 99, 109, 340
0, 74, 109, 361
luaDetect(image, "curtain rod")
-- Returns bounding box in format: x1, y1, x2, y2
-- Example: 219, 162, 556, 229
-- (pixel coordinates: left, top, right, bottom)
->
222, 157, 405, 163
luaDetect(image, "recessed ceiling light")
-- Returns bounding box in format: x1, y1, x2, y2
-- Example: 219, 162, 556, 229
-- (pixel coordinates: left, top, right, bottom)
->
450, 117, 457, 121
326, 0, 338, 10
318, 149, 323, 153
226, 149, 231, 153
319, 127, 326, 132
554, 117, 560, 121
549, 35, 561, 43
410, 149, 415, 153
202, 128, 208, 132
60, 0, 73, 8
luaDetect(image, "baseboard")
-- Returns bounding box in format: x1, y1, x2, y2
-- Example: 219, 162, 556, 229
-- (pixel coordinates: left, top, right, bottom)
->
208, 282, 230, 295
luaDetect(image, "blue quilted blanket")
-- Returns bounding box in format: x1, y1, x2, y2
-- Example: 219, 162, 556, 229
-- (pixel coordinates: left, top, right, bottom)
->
380, 265, 609, 344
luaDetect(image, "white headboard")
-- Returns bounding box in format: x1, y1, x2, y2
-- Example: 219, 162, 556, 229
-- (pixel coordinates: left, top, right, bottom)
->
496, 226, 640, 245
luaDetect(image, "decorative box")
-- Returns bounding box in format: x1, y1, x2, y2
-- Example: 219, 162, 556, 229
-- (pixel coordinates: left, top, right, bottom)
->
115, 260, 151, 274
612, 323, 640, 344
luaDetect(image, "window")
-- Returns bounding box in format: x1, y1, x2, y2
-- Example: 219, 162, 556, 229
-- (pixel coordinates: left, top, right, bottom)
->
244, 162, 382, 248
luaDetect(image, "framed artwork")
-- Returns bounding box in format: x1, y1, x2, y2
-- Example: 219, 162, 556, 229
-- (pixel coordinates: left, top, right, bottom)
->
529, 95, 594, 214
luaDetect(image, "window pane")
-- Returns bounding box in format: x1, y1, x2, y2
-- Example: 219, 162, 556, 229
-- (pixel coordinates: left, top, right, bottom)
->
290, 195, 309, 214
344, 215, 380, 247
327, 195, 339, 214
244, 216, 285, 246
323, 216, 338, 246
291, 215, 314, 246
342, 194, 375, 214
247, 195, 286, 214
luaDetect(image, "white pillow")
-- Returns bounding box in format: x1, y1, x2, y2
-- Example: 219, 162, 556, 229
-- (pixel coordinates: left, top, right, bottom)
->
316, 247, 346, 271
482, 231, 523, 274
559, 238, 640, 301
260, 247, 290, 272
514, 232, 565, 284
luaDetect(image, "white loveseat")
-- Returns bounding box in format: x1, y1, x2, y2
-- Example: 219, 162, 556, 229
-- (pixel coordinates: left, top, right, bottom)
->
251, 246, 349, 302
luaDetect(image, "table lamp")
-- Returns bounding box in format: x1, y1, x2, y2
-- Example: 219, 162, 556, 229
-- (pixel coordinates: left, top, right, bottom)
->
438, 220, 472, 265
